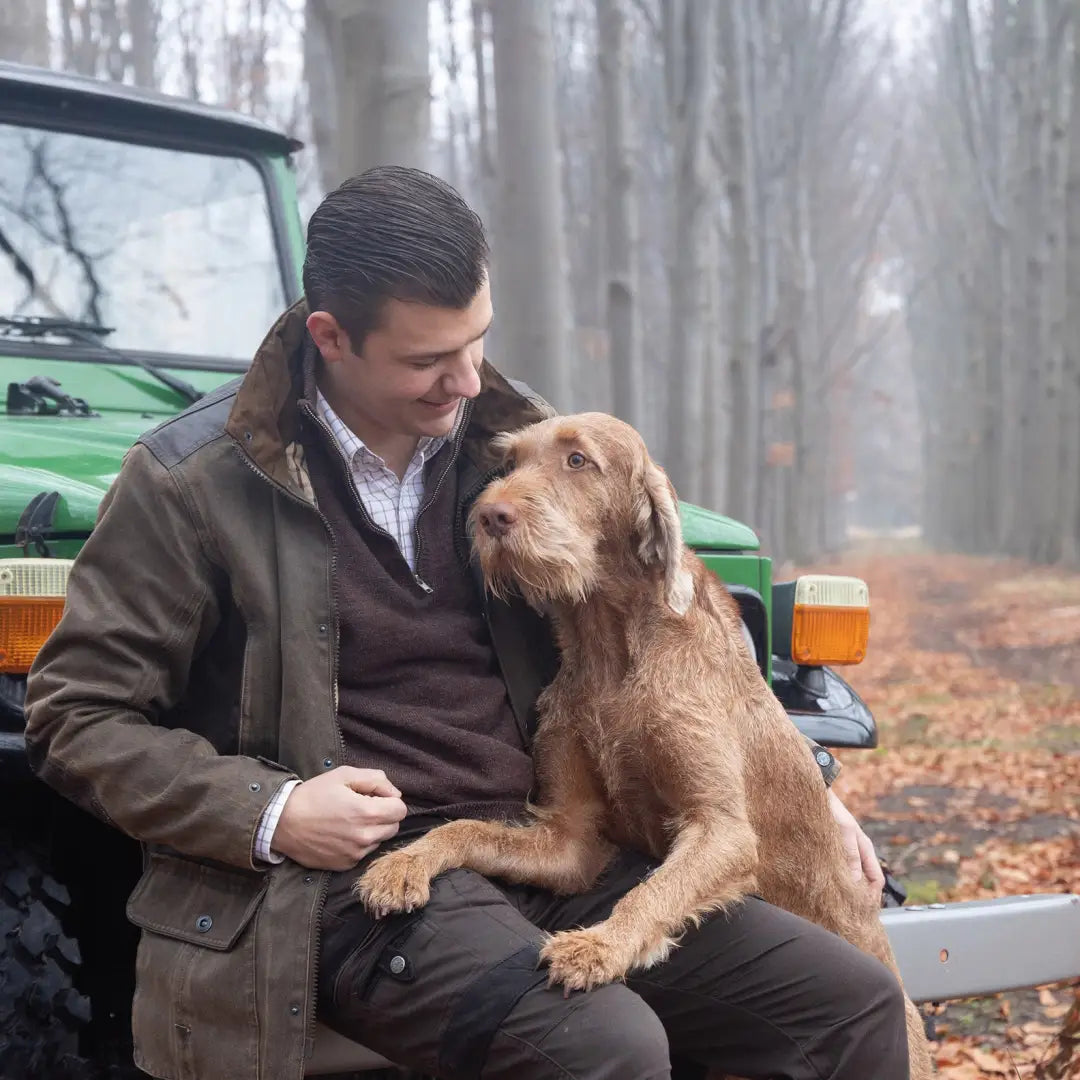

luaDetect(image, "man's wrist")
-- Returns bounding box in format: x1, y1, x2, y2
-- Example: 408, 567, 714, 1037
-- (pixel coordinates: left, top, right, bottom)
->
255, 778, 302, 864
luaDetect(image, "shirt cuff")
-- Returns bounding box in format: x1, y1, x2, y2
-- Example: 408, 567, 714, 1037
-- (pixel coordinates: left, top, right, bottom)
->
255, 778, 302, 864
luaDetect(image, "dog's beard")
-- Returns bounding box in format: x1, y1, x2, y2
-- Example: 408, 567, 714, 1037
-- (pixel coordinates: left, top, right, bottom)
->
472, 501, 599, 611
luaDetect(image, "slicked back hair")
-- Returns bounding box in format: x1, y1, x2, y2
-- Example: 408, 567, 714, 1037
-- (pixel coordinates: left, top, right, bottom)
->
302, 165, 490, 349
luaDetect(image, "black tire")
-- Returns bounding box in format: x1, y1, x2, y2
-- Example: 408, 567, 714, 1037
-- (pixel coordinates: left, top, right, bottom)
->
0, 832, 93, 1080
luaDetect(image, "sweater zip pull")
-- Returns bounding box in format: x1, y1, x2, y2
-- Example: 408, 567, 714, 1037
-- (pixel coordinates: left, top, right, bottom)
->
414, 573, 434, 594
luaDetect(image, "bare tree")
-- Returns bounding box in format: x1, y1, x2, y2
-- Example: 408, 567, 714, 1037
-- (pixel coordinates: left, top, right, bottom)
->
719, 0, 760, 525
596, 0, 644, 431
128, 0, 160, 89
490, 0, 573, 409
0, 2, 50, 65
305, 0, 430, 189
661, 0, 717, 502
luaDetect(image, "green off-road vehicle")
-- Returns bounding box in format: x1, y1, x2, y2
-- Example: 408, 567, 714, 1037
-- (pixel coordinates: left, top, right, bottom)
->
1, 60, 1078, 1079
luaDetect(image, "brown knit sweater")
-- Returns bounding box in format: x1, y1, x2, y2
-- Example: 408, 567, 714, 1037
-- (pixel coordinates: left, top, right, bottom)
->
302, 415, 535, 825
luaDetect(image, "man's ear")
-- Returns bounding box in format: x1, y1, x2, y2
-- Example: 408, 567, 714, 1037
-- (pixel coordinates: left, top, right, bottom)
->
306, 311, 351, 365
634, 458, 694, 615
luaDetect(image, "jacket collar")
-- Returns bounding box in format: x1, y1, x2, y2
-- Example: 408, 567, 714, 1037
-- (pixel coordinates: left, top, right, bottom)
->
225, 299, 552, 498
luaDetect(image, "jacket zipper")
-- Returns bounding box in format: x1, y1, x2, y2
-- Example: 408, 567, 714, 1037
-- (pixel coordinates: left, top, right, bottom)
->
299, 399, 448, 596
454, 465, 501, 567
230, 440, 345, 1052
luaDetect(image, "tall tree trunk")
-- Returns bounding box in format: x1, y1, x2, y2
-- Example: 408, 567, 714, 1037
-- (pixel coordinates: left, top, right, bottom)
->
443, 0, 463, 191
309, 0, 430, 188
1062, 12, 1080, 563
662, 0, 717, 502
0, 2, 50, 65
720, 0, 761, 525
490, 0, 573, 410
596, 0, 644, 431
128, 0, 160, 88
304, 0, 340, 194
471, 0, 495, 212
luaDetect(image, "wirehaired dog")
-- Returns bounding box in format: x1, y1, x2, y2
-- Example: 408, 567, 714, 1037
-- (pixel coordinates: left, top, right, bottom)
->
356, 412, 933, 1079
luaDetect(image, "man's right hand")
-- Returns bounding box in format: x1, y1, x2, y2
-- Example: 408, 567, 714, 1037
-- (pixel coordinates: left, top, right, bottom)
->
271, 767, 408, 870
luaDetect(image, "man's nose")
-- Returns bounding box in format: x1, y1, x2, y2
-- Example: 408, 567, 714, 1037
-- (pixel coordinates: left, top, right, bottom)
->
442, 353, 482, 399
477, 502, 518, 538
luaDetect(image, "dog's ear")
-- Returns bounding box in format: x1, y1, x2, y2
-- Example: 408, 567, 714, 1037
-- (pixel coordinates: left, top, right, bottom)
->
635, 458, 694, 615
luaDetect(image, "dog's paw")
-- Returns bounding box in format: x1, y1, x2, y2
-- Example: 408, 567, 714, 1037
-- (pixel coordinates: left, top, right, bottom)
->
539, 928, 629, 992
353, 852, 432, 917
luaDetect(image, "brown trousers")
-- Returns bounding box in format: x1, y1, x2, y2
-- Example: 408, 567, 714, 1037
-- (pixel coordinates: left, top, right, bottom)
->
317, 848, 909, 1080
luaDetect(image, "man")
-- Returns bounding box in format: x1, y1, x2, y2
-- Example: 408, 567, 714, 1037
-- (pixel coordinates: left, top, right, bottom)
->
25, 167, 907, 1080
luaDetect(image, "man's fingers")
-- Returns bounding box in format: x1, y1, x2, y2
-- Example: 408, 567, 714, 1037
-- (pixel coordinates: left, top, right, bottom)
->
339, 766, 402, 798
357, 821, 401, 848
846, 840, 863, 882
857, 830, 885, 889
355, 794, 408, 823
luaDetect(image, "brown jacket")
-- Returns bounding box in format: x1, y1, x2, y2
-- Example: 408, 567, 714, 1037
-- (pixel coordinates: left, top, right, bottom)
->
22, 301, 556, 1080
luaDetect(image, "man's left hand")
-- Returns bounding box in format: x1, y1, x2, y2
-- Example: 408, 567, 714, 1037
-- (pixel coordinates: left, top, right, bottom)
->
827, 788, 885, 895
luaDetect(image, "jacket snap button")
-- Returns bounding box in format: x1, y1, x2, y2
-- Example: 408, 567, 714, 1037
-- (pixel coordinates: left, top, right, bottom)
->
317, 623, 327, 634
389, 955, 406, 975
303, 874, 314, 885
249, 781, 261, 792
196, 915, 213, 932
289, 1005, 300, 1016
323, 758, 333, 769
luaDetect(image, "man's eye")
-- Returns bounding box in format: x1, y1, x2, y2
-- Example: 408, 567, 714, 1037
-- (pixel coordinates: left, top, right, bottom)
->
412, 358, 438, 369
567, 452, 587, 469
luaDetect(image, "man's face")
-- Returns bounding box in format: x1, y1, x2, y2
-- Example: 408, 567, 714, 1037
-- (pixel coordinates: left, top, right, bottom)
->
308, 278, 492, 443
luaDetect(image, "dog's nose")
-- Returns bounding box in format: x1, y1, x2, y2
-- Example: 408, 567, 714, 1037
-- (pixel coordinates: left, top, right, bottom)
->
478, 502, 518, 538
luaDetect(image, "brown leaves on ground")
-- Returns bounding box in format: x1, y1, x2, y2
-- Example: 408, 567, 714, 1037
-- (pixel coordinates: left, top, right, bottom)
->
800, 550, 1080, 1078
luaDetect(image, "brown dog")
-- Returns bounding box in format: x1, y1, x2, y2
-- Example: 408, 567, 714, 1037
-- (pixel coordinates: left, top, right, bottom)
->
356, 412, 933, 1079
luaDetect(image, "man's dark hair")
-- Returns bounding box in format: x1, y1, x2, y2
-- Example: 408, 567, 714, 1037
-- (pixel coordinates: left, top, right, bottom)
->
302, 165, 489, 347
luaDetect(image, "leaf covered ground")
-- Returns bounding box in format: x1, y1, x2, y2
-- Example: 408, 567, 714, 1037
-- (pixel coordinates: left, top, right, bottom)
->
802, 550, 1080, 1078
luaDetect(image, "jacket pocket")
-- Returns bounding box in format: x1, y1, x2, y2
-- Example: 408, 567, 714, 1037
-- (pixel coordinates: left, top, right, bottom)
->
126, 851, 268, 949
126, 853, 268, 1080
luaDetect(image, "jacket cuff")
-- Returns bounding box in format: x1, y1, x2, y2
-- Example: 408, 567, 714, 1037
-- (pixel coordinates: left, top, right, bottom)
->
253, 778, 302, 865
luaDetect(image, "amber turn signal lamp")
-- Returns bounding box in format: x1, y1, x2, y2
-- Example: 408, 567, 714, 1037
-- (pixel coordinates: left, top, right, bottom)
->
0, 559, 72, 674
773, 574, 870, 666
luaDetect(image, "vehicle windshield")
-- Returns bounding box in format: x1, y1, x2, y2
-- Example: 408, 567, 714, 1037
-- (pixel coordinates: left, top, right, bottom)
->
0, 121, 287, 363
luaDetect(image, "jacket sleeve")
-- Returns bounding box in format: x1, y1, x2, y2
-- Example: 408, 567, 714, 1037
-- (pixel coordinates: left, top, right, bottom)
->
24, 442, 298, 870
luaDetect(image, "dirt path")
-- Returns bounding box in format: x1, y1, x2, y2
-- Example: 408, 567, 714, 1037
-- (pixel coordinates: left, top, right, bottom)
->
801, 550, 1080, 1077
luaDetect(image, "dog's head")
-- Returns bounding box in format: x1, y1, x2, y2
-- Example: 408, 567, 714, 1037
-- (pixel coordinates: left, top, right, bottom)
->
469, 412, 694, 614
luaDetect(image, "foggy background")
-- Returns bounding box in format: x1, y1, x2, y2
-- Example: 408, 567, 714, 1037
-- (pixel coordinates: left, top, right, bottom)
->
9, 0, 1047, 567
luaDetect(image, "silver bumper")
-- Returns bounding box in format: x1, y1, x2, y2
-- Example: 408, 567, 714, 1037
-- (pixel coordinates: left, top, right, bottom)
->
881, 893, 1080, 1003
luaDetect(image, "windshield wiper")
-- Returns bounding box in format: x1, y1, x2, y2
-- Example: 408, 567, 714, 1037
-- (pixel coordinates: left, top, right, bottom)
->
0, 315, 204, 405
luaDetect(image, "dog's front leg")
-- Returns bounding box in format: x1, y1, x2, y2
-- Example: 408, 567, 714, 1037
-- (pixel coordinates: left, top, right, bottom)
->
355, 812, 614, 917
541, 814, 758, 991
356, 730, 613, 917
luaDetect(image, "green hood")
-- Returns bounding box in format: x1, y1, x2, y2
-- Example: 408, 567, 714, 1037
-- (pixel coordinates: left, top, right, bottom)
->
1, 417, 155, 533
1, 354, 237, 540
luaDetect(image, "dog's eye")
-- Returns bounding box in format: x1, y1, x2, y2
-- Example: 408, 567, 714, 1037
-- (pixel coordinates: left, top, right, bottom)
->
567, 452, 587, 469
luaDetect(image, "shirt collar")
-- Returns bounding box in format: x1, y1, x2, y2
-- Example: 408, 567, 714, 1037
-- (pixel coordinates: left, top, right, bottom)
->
315, 389, 458, 472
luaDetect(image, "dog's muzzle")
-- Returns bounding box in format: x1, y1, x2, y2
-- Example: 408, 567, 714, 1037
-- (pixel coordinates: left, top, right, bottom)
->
475, 501, 518, 539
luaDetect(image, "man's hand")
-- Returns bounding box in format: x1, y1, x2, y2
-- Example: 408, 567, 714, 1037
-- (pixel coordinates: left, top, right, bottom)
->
827, 788, 885, 896
271, 767, 408, 870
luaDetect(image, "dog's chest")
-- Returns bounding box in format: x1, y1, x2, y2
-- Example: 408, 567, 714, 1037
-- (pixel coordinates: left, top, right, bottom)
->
585, 716, 673, 844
